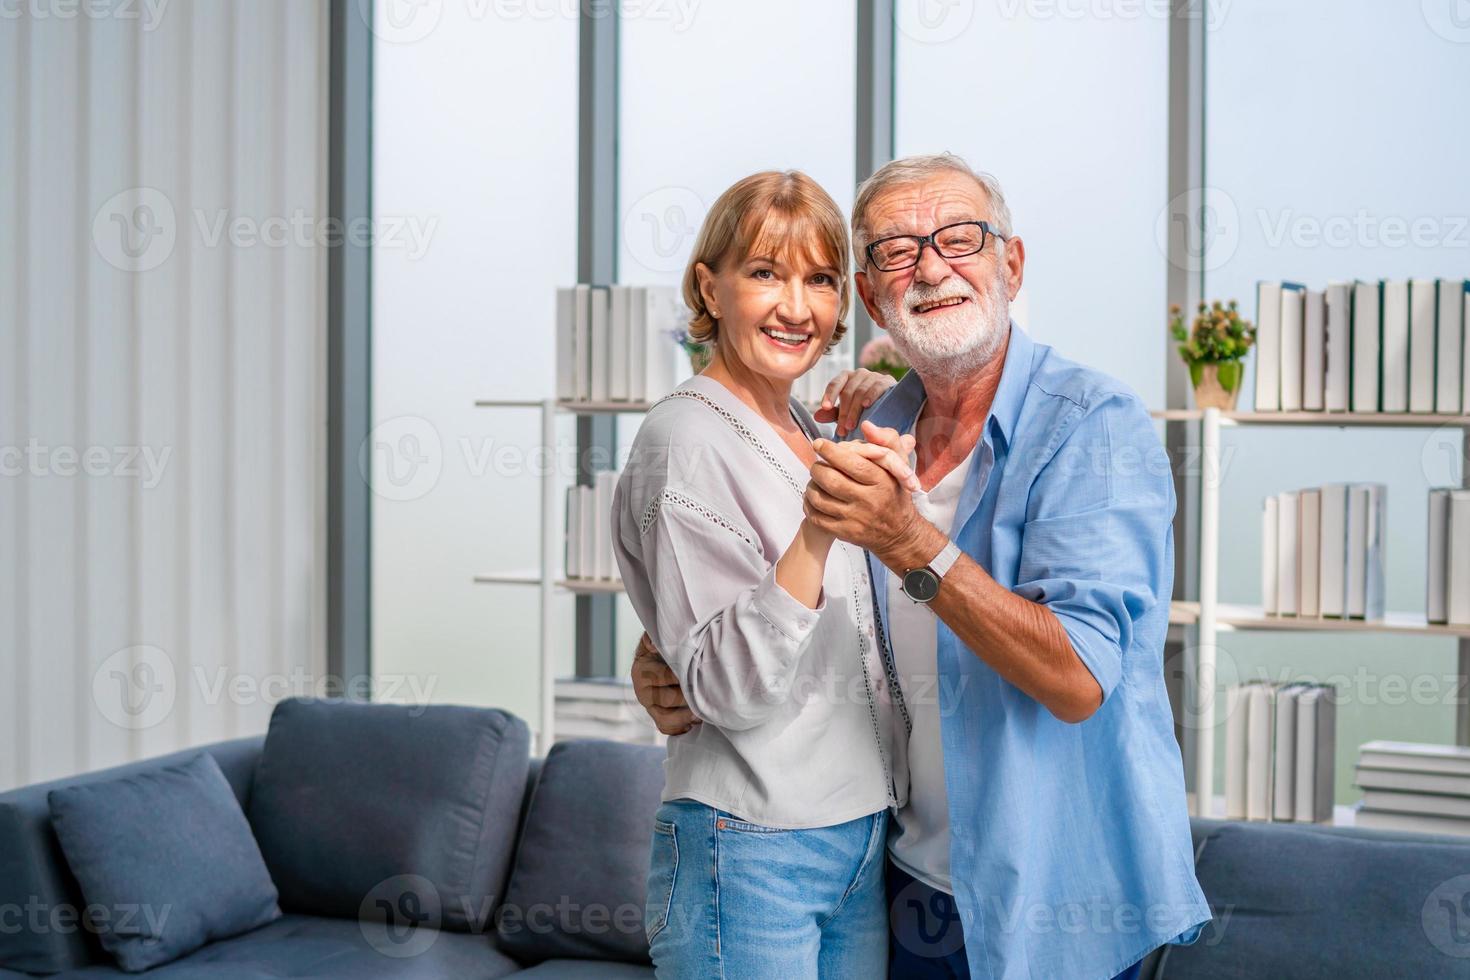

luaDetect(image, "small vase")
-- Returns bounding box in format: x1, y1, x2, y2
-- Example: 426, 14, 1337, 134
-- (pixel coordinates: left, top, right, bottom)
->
1188, 360, 1242, 411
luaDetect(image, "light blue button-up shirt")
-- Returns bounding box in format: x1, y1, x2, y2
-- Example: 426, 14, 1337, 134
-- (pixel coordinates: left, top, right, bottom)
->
859, 322, 1210, 980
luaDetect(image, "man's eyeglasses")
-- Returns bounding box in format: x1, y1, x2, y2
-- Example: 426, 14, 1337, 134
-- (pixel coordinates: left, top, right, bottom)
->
864, 220, 1008, 272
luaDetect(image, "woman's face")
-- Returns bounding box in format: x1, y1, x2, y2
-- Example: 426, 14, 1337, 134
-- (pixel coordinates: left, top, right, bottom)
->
696, 235, 842, 385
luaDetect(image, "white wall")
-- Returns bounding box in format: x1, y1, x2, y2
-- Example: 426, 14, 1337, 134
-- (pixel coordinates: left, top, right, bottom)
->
0, 0, 328, 791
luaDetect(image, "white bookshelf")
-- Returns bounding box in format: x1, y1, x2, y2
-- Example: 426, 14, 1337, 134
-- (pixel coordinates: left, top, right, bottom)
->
1156, 406, 1470, 819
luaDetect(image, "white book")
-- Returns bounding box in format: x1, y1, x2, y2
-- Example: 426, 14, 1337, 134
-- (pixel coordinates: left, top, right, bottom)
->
1255, 281, 1283, 411
1273, 683, 1309, 821
1298, 489, 1321, 617
1360, 740, 1470, 776
1224, 683, 1251, 821
608, 286, 631, 401
1354, 807, 1470, 837
565, 486, 582, 579
1324, 282, 1352, 412
1294, 686, 1336, 823
1279, 284, 1306, 412
1262, 495, 1280, 614
556, 287, 576, 401
579, 484, 597, 581
1351, 281, 1381, 413
1428, 489, 1452, 625
1276, 491, 1299, 616
1302, 288, 1326, 411
1360, 790, 1470, 820
1409, 279, 1438, 413
1345, 485, 1369, 618
593, 469, 619, 580
1363, 483, 1387, 620
1450, 490, 1470, 626
1437, 279, 1465, 413
639, 286, 690, 402
1381, 279, 1410, 412
1246, 683, 1277, 821
589, 286, 610, 402
573, 284, 592, 401
1464, 287, 1470, 414
1355, 767, 1470, 796
1319, 484, 1349, 618
627, 286, 647, 402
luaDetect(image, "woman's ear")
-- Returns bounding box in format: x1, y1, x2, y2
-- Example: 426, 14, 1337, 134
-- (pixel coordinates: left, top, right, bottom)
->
694, 262, 719, 317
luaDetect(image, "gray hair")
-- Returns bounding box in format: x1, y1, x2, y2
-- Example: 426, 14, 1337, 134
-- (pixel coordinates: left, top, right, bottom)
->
851, 153, 1014, 265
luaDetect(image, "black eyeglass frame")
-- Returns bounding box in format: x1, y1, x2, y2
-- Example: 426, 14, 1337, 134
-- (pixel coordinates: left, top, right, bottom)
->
864, 220, 1009, 272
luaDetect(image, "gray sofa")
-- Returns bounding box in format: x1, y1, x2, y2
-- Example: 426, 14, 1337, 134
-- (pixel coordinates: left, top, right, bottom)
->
4, 696, 1469, 978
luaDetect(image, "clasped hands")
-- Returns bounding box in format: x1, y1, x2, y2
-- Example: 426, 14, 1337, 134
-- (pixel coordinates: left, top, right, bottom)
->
802, 420, 924, 559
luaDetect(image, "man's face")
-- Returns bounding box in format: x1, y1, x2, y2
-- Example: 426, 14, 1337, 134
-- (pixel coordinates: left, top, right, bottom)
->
855, 171, 1025, 383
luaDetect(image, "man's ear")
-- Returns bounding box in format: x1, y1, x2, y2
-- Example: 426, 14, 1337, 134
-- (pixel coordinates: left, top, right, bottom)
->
855, 269, 887, 328
1002, 236, 1025, 301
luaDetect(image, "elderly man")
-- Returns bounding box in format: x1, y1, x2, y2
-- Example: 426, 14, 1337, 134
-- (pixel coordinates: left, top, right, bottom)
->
631, 154, 1209, 979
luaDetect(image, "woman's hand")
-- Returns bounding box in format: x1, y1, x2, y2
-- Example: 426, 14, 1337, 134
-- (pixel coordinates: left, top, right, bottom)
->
813, 368, 898, 438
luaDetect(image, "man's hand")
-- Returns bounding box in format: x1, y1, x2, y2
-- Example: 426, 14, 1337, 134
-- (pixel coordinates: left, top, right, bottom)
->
813, 369, 898, 438
805, 421, 939, 565
630, 632, 700, 736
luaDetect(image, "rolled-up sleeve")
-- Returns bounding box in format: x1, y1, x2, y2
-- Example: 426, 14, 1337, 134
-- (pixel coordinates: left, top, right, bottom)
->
614, 485, 824, 730
1012, 392, 1174, 703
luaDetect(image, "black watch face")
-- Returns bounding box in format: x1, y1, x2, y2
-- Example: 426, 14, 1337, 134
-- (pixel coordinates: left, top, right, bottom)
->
902, 568, 940, 603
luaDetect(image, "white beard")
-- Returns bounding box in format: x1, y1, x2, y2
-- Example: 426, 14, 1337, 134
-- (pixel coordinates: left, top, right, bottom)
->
877, 263, 1010, 384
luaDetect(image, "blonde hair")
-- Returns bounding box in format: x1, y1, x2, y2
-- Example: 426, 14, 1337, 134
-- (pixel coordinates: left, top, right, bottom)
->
682, 170, 852, 350
851, 153, 1013, 264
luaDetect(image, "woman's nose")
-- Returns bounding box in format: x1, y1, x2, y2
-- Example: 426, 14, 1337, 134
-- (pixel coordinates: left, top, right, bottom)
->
776, 280, 810, 324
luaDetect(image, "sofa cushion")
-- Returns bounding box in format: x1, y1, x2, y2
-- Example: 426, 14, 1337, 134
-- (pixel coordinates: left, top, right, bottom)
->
47, 753, 281, 972
247, 698, 530, 933
496, 740, 666, 964
1157, 820, 1470, 979
0, 913, 522, 979
508, 960, 656, 979
0, 737, 264, 976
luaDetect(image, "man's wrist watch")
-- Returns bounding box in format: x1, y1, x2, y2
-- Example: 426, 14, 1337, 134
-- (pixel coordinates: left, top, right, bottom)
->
900, 541, 963, 603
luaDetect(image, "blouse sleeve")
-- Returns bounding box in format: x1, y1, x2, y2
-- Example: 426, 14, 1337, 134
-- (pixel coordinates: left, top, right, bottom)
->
615, 485, 826, 732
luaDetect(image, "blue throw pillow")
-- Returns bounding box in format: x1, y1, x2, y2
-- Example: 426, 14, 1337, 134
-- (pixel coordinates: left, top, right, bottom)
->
47, 752, 281, 973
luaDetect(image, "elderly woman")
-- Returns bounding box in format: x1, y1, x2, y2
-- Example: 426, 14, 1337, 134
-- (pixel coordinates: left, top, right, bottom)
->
611, 171, 917, 978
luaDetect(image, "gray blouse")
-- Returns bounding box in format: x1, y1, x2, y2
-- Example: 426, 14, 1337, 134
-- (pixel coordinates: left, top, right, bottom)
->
612, 374, 909, 829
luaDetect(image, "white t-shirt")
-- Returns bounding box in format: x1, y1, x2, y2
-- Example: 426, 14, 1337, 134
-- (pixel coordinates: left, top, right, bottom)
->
886, 440, 976, 894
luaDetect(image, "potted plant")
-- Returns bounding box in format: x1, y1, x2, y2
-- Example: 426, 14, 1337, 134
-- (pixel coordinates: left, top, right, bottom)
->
858, 335, 910, 382
1170, 300, 1255, 410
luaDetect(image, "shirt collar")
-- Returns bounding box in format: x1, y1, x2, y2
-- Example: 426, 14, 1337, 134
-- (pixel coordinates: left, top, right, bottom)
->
868, 320, 1033, 452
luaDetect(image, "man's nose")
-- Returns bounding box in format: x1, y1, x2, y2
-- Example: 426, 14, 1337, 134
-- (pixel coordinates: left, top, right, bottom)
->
912, 242, 953, 285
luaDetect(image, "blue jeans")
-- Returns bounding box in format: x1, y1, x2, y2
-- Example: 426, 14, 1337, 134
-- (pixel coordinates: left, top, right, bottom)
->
645, 799, 890, 979
886, 861, 1145, 980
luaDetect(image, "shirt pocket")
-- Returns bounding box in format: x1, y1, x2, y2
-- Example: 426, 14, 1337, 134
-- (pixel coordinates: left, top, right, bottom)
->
645, 819, 679, 944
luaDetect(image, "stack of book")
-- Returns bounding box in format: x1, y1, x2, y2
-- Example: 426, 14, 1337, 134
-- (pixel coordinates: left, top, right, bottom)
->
1262, 484, 1385, 620
1223, 681, 1338, 822
554, 677, 665, 746
1353, 741, 1470, 836
556, 284, 692, 403
1427, 488, 1470, 625
1255, 278, 1470, 413
565, 469, 621, 582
